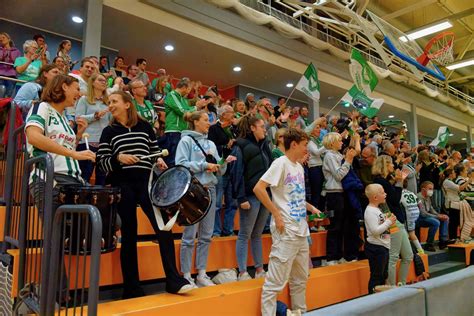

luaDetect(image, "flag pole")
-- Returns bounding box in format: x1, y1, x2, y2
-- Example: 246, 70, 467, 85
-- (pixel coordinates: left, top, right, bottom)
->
284, 85, 297, 105
325, 97, 342, 116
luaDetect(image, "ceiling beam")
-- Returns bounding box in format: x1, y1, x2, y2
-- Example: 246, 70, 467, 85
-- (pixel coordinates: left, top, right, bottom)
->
447, 74, 474, 83
382, 0, 437, 20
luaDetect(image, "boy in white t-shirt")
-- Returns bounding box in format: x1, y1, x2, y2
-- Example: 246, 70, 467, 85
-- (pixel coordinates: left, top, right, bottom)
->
253, 129, 322, 316
364, 184, 396, 294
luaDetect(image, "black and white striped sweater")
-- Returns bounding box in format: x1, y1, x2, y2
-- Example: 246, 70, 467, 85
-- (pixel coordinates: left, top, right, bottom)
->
97, 120, 160, 182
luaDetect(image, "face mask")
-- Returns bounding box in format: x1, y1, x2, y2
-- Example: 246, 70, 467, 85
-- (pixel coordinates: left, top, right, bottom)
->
426, 190, 434, 197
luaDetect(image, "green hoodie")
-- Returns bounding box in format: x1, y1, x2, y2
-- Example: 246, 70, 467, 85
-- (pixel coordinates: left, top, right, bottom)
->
164, 90, 196, 132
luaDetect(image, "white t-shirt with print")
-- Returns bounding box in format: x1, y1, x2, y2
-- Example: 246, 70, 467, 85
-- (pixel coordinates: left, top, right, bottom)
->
260, 155, 309, 238
26, 102, 82, 180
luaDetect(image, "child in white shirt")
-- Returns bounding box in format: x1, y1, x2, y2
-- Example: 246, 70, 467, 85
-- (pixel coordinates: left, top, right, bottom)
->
253, 129, 321, 316
364, 184, 396, 294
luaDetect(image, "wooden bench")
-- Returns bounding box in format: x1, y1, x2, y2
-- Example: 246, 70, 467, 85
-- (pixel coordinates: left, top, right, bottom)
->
448, 243, 473, 265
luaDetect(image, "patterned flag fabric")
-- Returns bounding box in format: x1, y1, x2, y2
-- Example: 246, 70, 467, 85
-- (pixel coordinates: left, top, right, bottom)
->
295, 63, 320, 101
429, 126, 450, 148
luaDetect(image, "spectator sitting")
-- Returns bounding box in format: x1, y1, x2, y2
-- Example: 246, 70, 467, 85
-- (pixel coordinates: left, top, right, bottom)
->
0, 32, 21, 98
135, 58, 149, 88
33, 34, 50, 64
75, 73, 111, 185
110, 56, 126, 78
52, 56, 67, 74
123, 64, 139, 85
14, 64, 60, 119
56, 40, 74, 72
99, 55, 109, 74
417, 181, 450, 250
14, 39, 43, 91
364, 183, 395, 294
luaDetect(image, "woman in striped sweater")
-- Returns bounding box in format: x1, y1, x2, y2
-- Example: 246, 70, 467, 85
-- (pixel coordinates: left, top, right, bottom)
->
97, 91, 193, 299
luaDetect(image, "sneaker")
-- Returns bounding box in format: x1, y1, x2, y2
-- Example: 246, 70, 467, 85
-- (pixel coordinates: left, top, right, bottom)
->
238, 271, 253, 281
438, 240, 448, 250
326, 260, 339, 266
177, 283, 197, 294
287, 309, 302, 316
374, 285, 397, 292
196, 274, 216, 287
423, 243, 436, 252
338, 258, 347, 264
255, 270, 266, 278
184, 275, 197, 288
212, 269, 237, 284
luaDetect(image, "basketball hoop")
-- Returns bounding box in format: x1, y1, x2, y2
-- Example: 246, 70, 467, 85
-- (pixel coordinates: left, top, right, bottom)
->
416, 32, 455, 67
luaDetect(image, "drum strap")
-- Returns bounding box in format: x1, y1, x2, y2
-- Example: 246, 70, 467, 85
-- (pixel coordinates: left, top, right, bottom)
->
148, 167, 179, 231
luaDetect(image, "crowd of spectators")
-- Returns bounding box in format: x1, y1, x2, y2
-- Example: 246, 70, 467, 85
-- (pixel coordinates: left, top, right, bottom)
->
3, 31, 474, 294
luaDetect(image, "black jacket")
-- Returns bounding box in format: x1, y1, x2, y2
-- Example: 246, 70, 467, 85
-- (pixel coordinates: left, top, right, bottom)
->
230, 135, 272, 204
373, 175, 405, 224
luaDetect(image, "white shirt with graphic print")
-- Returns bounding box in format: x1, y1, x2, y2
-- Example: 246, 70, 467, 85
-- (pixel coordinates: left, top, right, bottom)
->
260, 155, 309, 238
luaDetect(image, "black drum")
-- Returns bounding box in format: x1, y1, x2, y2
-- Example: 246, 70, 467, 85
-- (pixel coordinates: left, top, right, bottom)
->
150, 165, 211, 226
58, 185, 120, 255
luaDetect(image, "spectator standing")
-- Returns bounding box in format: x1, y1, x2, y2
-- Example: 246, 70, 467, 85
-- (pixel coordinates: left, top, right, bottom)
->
0, 32, 21, 97
14, 40, 42, 91
52, 56, 67, 74
322, 132, 357, 265
33, 34, 50, 64
307, 120, 326, 210
364, 184, 395, 294
69, 57, 95, 94
75, 73, 111, 185
123, 64, 139, 85
149, 75, 169, 105
136, 58, 150, 87
129, 79, 158, 130
231, 116, 272, 281
175, 111, 229, 287
295, 106, 309, 129
372, 155, 413, 285
56, 40, 74, 72
110, 56, 126, 78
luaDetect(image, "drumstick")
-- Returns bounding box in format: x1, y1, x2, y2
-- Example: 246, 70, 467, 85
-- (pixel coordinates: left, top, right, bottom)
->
140, 149, 169, 160
83, 133, 90, 150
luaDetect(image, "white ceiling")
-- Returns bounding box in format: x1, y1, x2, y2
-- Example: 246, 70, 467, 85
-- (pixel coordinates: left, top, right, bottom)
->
0, 0, 469, 143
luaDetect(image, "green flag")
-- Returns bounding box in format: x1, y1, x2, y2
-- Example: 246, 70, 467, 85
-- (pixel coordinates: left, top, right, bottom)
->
295, 63, 320, 101
429, 126, 450, 148
380, 119, 405, 126
342, 49, 383, 118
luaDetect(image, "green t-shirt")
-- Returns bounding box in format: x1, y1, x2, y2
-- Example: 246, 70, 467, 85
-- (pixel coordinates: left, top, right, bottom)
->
272, 147, 285, 159
14, 57, 42, 85
133, 99, 157, 126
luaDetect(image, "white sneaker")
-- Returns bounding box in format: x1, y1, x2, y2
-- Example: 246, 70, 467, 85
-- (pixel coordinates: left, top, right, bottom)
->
287, 309, 302, 316
255, 270, 266, 278
184, 275, 196, 288
212, 269, 237, 284
338, 258, 347, 264
238, 271, 253, 281
196, 274, 216, 287
326, 260, 339, 266
177, 283, 197, 294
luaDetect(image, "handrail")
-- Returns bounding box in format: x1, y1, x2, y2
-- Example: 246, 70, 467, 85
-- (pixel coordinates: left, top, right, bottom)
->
0, 75, 27, 84
0, 61, 14, 66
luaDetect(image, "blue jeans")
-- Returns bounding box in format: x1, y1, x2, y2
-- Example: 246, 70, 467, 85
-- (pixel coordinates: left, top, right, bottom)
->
0, 78, 16, 98
161, 132, 181, 167
416, 215, 448, 243
77, 144, 106, 185
236, 195, 269, 273
180, 187, 216, 273
213, 174, 237, 236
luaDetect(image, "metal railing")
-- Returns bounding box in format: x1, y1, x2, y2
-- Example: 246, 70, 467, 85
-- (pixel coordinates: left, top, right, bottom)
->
2, 102, 27, 252
13, 154, 54, 315
237, 0, 474, 108
46, 205, 102, 316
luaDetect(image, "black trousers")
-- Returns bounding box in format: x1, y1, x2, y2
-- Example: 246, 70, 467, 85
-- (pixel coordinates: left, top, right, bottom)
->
447, 207, 460, 240
365, 242, 389, 294
115, 179, 186, 295
325, 192, 360, 261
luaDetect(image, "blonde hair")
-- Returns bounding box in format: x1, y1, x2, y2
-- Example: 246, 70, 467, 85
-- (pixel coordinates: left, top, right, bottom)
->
86, 73, 108, 105
365, 183, 384, 199
184, 110, 207, 130
322, 132, 341, 150
274, 128, 287, 146
372, 155, 393, 178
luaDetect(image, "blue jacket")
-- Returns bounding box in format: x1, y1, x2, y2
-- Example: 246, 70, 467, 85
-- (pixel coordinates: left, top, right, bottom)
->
341, 167, 364, 219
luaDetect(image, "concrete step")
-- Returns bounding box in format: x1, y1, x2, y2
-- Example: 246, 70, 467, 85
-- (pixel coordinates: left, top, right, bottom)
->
428, 261, 466, 278
426, 248, 449, 266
